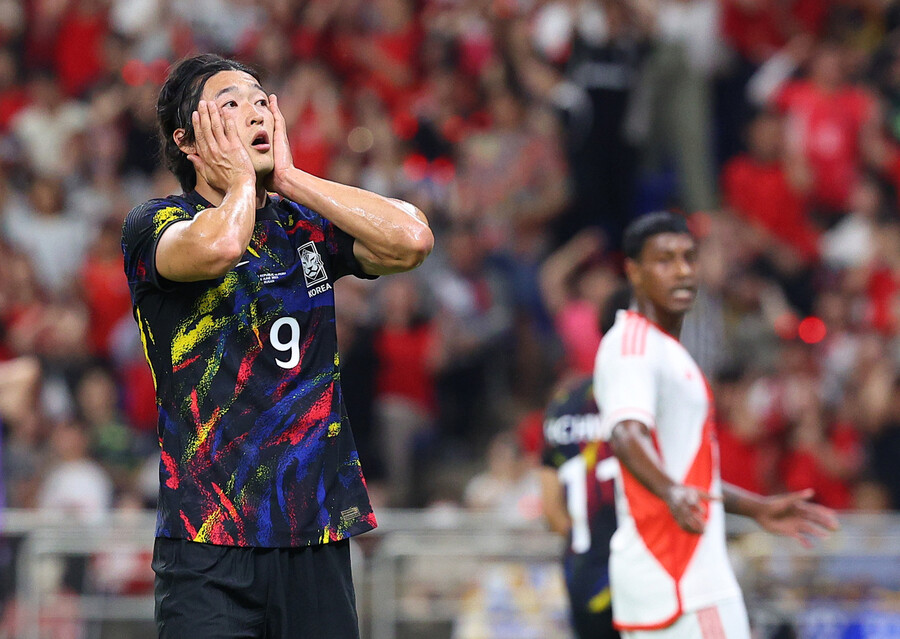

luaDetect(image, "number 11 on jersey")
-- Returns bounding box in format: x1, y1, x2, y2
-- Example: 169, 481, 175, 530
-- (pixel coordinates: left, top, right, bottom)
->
558, 455, 618, 553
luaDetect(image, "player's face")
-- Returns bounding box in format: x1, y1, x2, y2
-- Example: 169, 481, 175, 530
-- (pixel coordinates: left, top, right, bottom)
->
629, 232, 698, 317
199, 70, 275, 177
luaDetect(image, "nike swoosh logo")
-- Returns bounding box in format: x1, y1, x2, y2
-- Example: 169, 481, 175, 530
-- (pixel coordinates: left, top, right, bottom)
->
236, 260, 250, 267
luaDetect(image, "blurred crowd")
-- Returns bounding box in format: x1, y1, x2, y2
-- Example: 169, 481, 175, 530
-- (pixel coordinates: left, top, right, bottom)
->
1, 0, 900, 563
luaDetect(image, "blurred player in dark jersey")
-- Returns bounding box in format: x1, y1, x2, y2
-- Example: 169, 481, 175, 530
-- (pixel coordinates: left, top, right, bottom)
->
121, 54, 432, 639
541, 376, 620, 639
540, 288, 629, 639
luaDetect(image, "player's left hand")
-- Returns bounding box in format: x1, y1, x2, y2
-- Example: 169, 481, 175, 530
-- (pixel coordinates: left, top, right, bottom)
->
665, 484, 717, 535
266, 93, 295, 192
754, 488, 839, 548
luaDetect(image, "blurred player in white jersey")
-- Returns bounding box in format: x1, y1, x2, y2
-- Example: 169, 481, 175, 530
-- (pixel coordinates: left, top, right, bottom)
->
593, 211, 838, 639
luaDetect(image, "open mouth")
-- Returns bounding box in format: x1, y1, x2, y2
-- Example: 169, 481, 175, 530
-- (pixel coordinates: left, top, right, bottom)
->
671, 287, 696, 302
250, 131, 271, 152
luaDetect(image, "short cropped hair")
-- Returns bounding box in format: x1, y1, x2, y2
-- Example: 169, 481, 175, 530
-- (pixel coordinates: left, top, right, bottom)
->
156, 54, 259, 191
622, 211, 693, 260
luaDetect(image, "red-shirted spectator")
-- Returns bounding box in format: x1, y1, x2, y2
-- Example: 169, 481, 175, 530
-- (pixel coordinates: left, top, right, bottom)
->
750, 39, 883, 215
863, 216, 900, 334
119, 358, 157, 434
373, 275, 440, 505
333, 0, 422, 110
790, 0, 833, 36
79, 217, 132, 359
714, 369, 781, 496
374, 300, 438, 416
407, 65, 481, 151
54, 0, 108, 97
279, 65, 345, 179
866, 265, 898, 334
0, 249, 49, 358
722, 0, 833, 64
753, 341, 864, 509
23, 0, 67, 71
718, 422, 770, 495
722, 110, 819, 262
721, 0, 787, 64
782, 420, 863, 510
0, 48, 28, 132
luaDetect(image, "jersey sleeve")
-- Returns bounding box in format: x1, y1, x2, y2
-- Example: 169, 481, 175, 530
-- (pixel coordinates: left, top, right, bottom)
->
322, 218, 378, 281
281, 197, 378, 282
121, 198, 193, 291
594, 326, 659, 438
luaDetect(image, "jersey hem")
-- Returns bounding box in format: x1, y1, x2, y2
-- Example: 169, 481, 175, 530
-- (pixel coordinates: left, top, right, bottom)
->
680, 585, 744, 615
612, 563, 684, 630
613, 593, 682, 631
154, 520, 378, 548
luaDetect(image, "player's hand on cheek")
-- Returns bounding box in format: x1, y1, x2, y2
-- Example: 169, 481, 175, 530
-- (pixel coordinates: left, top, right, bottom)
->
266, 94, 294, 192
187, 100, 255, 191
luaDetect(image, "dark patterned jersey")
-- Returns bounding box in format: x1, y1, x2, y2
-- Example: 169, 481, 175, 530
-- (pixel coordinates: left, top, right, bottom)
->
121, 190, 377, 548
542, 376, 618, 563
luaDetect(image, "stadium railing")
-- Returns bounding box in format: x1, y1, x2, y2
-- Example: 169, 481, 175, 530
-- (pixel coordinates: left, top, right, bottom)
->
1, 509, 899, 639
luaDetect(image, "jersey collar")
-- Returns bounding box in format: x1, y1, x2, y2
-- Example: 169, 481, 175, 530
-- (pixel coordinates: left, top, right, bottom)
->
183, 190, 279, 221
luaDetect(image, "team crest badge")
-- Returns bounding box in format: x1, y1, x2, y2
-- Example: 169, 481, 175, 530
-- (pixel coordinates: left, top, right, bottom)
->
298, 241, 328, 287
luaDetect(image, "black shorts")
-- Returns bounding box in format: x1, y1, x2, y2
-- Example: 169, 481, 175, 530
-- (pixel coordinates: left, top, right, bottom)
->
570, 605, 619, 639
564, 552, 620, 639
152, 537, 359, 639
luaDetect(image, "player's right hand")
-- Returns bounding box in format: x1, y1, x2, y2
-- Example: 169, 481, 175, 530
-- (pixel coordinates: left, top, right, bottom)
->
665, 484, 716, 534
187, 100, 255, 191
265, 93, 295, 193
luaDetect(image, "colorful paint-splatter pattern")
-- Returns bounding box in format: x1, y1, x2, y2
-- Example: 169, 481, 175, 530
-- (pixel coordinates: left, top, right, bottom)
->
122, 191, 376, 547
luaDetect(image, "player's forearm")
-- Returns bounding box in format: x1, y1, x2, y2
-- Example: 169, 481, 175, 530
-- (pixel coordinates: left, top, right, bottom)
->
542, 503, 572, 537
159, 178, 258, 281
610, 420, 678, 502
276, 167, 433, 271
547, 515, 571, 537
193, 178, 258, 251
721, 483, 767, 520
539, 468, 572, 537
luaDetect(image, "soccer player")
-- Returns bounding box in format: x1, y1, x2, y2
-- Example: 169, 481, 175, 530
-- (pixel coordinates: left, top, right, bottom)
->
541, 375, 620, 639
593, 212, 838, 638
121, 54, 433, 638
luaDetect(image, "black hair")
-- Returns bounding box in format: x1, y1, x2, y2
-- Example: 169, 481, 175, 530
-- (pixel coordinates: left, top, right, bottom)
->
621, 211, 693, 261
156, 54, 260, 191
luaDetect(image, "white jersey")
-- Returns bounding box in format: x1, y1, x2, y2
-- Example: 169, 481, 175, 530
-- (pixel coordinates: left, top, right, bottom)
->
594, 310, 742, 631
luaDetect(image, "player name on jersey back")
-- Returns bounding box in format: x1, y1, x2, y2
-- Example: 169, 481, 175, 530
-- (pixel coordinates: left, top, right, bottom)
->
543, 413, 608, 446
